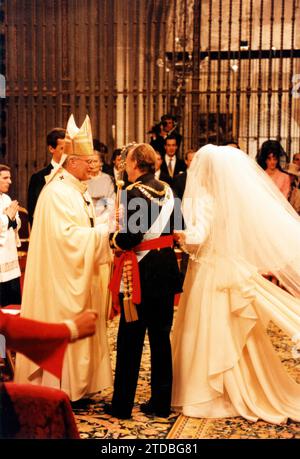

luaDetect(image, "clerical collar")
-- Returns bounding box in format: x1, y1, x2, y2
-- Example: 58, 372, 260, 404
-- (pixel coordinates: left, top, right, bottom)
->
51, 159, 60, 167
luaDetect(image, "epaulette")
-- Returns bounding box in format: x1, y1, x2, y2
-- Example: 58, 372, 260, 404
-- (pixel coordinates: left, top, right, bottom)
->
126, 181, 142, 191
110, 230, 122, 250
127, 181, 170, 205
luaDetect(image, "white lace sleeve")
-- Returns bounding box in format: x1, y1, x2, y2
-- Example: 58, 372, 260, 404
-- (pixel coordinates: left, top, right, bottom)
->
0, 214, 9, 232
0, 214, 9, 246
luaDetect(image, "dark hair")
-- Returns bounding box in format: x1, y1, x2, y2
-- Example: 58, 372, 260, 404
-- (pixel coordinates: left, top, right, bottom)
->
93, 139, 108, 153
0, 164, 10, 173
147, 123, 162, 136
130, 143, 156, 174
46, 128, 66, 149
111, 148, 122, 164
164, 134, 178, 146
222, 139, 240, 149
161, 113, 176, 123
256, 140, 287, 171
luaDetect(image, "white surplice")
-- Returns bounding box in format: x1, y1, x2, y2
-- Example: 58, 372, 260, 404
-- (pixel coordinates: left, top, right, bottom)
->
0, 193, 21, 283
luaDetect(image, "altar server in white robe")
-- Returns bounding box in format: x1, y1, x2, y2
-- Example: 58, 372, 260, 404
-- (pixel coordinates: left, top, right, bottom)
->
0, 164, 21, 307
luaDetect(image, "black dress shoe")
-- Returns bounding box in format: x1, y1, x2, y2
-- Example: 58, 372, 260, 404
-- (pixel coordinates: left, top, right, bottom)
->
140, 401, 170, 418
70, 398, 94, 409
103, 403, 132, 420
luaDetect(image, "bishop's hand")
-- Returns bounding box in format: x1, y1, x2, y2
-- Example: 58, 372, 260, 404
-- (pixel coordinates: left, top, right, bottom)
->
109, 204, 124, 233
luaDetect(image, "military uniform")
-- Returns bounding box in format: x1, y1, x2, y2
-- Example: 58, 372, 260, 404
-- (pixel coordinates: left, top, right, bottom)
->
109, 173, 182, 418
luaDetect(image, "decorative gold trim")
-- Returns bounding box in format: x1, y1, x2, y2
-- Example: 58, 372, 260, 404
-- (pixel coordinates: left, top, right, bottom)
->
126, 181, 142, 191
122, 259, 138, 322
134, 183, 170, 206
111, 231, 122, 251
126, 181, 168, 197
0, 260, 19, 273
137, 183, 167, 196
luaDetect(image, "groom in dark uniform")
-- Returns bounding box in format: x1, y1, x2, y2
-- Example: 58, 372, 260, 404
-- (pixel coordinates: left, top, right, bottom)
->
106, 143, 182, 419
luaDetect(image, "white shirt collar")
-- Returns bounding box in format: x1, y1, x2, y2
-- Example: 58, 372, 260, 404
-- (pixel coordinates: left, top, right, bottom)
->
165, 155, 176, 165
51, 159, 60, 167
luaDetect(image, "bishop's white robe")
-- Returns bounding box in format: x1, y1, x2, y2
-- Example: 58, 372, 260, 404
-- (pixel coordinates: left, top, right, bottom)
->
14, 170, 113, 401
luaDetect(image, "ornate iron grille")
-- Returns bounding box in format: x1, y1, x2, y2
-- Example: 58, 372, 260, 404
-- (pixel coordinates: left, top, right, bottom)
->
1, 0, 300, 204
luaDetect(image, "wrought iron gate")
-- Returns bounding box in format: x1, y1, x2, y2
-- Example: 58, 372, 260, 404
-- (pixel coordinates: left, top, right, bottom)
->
0, 0, 299, 204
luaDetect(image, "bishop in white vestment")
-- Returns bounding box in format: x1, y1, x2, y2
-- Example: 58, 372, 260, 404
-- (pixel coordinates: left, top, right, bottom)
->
15, 115, 113, 401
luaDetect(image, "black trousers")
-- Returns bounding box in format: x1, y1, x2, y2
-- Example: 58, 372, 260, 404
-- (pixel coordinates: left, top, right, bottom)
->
112, 292, 174, 416
0, 278, 21, 307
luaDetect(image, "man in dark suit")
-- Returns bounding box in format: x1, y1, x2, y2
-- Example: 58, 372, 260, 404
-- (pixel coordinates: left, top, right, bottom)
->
154, 150, 171, 184
105, 143, 182, 419
150, 114, 182, 156
172, 149, 196, 200
27, 128, 65, 226
160, 135, 186, 186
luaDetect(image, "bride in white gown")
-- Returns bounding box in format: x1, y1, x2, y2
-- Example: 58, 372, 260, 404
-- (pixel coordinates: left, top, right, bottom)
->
172, 144, 300, 424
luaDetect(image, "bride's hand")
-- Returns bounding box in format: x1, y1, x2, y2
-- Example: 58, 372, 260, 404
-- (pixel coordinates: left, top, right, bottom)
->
174, 231, 186, 246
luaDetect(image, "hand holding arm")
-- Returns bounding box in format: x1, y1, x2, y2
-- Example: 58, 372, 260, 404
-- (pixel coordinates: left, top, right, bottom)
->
173, 231, 186, 246
108, 203, 124, 233
64, 309, 98, 341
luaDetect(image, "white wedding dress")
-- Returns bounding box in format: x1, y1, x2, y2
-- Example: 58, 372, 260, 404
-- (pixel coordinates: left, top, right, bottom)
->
172, 192, 300, 424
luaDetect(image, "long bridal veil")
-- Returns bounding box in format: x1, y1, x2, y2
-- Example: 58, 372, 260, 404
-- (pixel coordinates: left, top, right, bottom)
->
182, 144, 300, 298
172, 144, 300, 423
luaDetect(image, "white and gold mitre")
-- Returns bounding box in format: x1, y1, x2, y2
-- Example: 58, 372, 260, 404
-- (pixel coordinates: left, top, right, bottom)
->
63, 114, 94, 156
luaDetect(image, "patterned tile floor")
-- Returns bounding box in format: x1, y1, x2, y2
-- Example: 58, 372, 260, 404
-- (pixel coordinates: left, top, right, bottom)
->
73, 315, 179, 439
74, 317, 300, 439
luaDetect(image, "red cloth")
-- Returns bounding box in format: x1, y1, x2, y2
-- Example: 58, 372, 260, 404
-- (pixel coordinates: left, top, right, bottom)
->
174, 293, 181, 306
0, 382, 79, 439
109, 235, 174, 307
109, 250, 141, 305
18, 255, 27, 273
0, 310, 70, 379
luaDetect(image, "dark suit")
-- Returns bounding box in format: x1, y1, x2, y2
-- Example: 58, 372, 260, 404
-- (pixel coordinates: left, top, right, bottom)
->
109, 173, 182, 417
102, 163, 111, 174
155, 169, 172, 185
172, 171, 187, 201
150, 130, 182, 156
160, 156, 186, 186
27, 164, 53, 226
